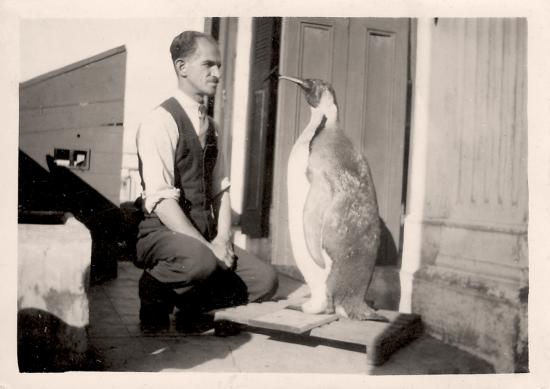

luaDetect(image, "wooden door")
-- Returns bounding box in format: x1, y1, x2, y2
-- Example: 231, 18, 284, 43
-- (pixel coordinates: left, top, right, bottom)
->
272, 18, 410, 272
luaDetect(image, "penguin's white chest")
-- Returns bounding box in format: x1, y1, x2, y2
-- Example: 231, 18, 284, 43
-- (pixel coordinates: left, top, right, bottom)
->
287, 136, 327, 257
287, 135, 332, 315
287, 139, 311, 233
287, 141, 310, 205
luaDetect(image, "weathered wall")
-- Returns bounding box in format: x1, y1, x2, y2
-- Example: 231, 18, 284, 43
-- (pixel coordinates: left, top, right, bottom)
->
18, 215, 92, 371
402, 18, 528, 372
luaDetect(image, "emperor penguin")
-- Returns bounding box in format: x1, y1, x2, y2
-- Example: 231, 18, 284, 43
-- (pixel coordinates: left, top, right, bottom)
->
280, 75, 387, 322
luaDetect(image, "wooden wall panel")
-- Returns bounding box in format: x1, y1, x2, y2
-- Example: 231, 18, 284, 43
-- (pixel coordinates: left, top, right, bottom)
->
419, 18, 528, 279
427, 18, 527, 225
19, 48, 127, 205
19, 126, 124, 155
19, 101, 123, 134
20, 48, 126, 109
355, 24, 402, 237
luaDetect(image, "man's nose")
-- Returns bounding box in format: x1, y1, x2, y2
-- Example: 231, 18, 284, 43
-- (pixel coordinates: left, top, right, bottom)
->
210, 65, 221, 78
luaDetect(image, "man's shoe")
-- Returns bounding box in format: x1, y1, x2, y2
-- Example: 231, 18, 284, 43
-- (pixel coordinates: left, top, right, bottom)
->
138, 271, 174, 332
213, 320, 245, 337
174, 311, 215, 334
139, 303, 171, 332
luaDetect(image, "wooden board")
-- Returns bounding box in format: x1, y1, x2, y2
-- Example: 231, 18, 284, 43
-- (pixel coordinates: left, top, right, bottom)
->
249, 309, 339, 334
310, 310, 423, 366
213, 300, 422, 367
214, 299, 302, 325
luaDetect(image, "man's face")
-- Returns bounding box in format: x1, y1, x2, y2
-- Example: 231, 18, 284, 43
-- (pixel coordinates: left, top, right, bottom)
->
181, 38, 222, 98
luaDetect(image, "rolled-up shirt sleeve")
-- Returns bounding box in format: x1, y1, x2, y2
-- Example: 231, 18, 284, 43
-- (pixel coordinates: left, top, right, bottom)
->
136, 108, 180, 213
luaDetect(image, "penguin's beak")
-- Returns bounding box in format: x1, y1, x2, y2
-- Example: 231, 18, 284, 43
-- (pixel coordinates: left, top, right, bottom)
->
279, 75, 307, 88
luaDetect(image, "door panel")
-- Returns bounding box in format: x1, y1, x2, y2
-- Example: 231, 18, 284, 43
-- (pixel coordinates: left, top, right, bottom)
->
346, 19, 409, 265
272, 18, 409, 269
272, 18, 349, 272
279, 18, 349, 139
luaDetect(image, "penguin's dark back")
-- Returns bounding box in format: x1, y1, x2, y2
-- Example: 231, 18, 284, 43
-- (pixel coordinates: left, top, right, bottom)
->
307, 125, 378, 210
307, 125, 382, 316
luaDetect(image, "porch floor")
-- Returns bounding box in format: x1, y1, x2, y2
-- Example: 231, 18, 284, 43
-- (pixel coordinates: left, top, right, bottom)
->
87, 261, 495, 374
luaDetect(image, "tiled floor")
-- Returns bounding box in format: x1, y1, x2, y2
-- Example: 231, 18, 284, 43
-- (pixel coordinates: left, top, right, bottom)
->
87, 261, 495, 374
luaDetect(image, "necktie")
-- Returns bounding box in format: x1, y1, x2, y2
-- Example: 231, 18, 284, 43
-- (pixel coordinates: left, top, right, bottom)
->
198, 104, 208, 147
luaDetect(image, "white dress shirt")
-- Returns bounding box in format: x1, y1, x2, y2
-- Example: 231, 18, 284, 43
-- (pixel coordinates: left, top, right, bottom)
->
137, 89, 230, 213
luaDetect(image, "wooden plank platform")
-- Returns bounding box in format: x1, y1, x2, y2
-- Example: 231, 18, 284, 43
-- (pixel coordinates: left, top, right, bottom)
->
310, 310, 423, 366
250, 309, 339, 334
213, 298, 423, 366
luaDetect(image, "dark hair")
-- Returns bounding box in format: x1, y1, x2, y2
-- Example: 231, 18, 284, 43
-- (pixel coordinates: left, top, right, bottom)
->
170, 31, 217, 62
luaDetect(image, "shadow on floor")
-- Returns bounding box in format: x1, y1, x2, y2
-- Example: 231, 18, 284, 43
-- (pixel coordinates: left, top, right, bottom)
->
90, 331, 254, 372
87, 263, 254, 371
18, 308, 101, 372
87, 262, 496, 374
366, 335, 495, 375
366, 218, 401, 311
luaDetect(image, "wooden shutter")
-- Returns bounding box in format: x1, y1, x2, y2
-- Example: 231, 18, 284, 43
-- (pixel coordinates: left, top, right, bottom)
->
241, 18, 281, 237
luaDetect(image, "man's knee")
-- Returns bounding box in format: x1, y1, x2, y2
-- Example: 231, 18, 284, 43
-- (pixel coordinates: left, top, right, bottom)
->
145, 231, 218, 283
182, 237, 218, 281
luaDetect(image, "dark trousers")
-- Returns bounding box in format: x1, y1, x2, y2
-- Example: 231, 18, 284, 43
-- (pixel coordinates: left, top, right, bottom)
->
136, 227, 278, 314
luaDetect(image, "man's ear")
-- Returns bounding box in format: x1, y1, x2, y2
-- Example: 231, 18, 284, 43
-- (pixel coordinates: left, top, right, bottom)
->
174, 58, 186, 77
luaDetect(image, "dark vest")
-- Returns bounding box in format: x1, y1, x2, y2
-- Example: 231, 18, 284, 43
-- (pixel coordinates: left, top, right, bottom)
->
138, 97, 219, 240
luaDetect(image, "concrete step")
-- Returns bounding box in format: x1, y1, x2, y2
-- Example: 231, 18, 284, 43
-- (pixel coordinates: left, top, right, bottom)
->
18, 214, 92, 371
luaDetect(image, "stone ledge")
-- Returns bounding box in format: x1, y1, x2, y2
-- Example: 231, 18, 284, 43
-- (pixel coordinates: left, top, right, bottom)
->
416, 265, 527, 305
18, 214, 92, 371
412, 265, 528, 373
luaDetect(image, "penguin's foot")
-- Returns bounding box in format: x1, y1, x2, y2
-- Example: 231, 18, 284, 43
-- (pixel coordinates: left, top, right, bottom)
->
363, 311, 390, 323
301, 296, 328, 315
344, 302, 390, 322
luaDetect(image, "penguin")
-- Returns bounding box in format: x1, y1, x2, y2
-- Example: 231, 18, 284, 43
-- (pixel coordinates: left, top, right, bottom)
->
280, 75, 387, 322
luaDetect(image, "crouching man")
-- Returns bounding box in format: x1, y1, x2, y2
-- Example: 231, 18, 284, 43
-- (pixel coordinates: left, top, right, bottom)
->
135, 30, 278, 331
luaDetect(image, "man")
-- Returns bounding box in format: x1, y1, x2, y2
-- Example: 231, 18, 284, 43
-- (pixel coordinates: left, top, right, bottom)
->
135, 30, 278, 331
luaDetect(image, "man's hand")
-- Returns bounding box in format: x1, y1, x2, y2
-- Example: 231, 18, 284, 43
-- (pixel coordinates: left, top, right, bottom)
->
209, 236, 237, 270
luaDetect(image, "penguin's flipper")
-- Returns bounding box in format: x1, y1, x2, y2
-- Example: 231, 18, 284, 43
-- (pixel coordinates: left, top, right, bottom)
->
303, 181, 332, 269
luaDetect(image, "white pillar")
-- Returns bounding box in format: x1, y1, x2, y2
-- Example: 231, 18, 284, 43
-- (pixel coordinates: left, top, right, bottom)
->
229, 17, 253, 217
230, 18, 253, 249
399, 18, 433, 313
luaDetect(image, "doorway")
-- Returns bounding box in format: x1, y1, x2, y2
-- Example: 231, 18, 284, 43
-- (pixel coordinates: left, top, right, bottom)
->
269, 18, 412, 273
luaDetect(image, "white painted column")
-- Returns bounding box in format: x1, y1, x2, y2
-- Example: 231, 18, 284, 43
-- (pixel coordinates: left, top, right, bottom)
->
399, 18, 433, 313
229, 18, 253, 248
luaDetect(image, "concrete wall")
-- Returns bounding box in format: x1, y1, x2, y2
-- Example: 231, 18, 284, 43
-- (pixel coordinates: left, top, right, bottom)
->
401, 18, 528, 372
18, 215, 92, 371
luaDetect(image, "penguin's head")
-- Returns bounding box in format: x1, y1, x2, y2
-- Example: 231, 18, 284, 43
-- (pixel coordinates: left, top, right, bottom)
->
279, 75, 337, 109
